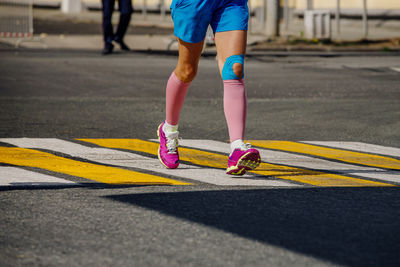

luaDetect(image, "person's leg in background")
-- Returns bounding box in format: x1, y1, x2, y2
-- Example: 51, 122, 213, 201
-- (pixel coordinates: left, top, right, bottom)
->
101, 0, 115, 54
114, 0, 133, 51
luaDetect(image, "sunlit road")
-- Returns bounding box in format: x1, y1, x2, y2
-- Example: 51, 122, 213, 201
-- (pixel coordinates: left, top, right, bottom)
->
1, 50, 399, 266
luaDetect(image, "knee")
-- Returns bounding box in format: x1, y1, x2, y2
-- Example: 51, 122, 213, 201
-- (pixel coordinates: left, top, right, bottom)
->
119, 0, 133, 14
232, 63, 243, 79
222, 54, 245, 80
119, 9, 132, 16
176, 64, 198, 83
102, 5, 113, 17
103, 12, 112, 21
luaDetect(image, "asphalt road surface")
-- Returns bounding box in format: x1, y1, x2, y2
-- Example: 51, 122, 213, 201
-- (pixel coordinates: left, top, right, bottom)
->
1, 49, 400, 266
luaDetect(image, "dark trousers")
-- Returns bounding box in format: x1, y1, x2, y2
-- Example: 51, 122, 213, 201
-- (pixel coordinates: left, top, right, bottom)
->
102, 0, 133, 44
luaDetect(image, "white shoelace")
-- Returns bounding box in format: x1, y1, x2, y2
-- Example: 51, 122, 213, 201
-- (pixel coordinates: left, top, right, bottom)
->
239, 143, 252, 150
230, 142, 252, 156
165, 131, 179, 154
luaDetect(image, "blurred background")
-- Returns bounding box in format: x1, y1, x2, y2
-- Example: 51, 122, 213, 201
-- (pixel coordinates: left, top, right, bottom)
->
1, 0, 399, 51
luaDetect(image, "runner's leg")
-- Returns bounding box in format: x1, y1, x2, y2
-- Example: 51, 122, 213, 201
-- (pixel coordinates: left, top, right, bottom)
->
158, 38, 204, 169
159, 0, 210, 168
214, 30, 247, 143
165, 38, 204, 125
215, 30, 260, 175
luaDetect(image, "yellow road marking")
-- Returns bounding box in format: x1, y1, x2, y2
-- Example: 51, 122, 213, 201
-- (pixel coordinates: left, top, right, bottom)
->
78, 139, 393, 187
249, 141, 400, 171
0, 147, 190, 185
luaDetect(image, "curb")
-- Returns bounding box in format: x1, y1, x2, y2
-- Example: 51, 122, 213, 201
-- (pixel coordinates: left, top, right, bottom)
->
1, 44, 400, 57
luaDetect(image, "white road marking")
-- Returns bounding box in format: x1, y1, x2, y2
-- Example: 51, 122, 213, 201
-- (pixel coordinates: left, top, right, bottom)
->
391, 67, 400, 72
178, 140, 400, 184
0, 138, 296, 187
303, 141, 400, 158
0, 166, 75, 186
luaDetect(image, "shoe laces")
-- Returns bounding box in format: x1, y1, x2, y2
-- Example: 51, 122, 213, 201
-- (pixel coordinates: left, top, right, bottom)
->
230, 142, 252, 157
165, 131, 179, 154
239, 142, 252, 151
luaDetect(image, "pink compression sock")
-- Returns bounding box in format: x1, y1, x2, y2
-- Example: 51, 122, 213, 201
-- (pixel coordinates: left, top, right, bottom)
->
165, 71, 190, 125
223, 79, 247, 142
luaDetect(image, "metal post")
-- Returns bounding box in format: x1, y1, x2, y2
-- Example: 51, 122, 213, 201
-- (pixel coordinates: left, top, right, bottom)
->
29, 0, 33, 35
142, 0, 147, 20
335, 0, 340, 35
275, 0, 280, 36
362, 0, 368, 39
61, 0, 82, 13
160, 0, 166, 21
248, 0, 252, 34
266, 0, 280, 37
283, 0, 289, 31
260, 0, 267, 32
307, 0, 313, 10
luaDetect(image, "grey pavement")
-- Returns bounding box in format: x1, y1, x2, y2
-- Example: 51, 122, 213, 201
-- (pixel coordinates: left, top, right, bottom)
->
2, 186, 399, 267
1, 16, 400, 267
1, 51, 400, 146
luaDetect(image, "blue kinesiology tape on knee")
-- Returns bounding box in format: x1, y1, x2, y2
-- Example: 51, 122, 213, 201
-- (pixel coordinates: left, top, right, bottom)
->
221, 54, 245, 80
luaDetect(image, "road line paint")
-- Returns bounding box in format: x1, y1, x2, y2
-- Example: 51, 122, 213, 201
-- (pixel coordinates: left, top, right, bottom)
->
83, 139, 391, 187
0, 138, 294, 187
391, 67, 400, 72
303, 141, 400, 158
249, 141, 400, 171
0, 146, 189, 185
179, 140, 400, 184
178, 140, 395, 187
0, 166, 75, 187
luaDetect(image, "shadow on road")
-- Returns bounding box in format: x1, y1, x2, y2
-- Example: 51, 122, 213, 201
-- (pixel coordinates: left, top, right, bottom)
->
106, 187, 400, 266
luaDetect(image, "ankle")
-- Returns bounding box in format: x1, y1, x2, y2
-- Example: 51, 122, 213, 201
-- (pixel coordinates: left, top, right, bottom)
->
163, 121, 179, 134
230, 139, 245, 153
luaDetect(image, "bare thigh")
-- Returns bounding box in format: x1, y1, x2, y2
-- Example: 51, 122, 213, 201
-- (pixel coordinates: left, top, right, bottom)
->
214, 30, 247, 77
174, 38, 205, 82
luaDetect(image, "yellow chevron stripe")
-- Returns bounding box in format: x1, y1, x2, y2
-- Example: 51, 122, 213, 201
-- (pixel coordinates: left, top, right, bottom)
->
0, 147, 190, 185
249, 141, 400, 170
78, 139, 393, 187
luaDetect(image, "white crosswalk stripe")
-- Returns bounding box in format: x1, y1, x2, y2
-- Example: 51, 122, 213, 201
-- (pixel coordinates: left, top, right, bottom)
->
177, 139, 400, 184
0, 138, 296, 187
391, 67, 400, 72
303, 141, 400, 158
1, 138, 399, 187
0, 166, 75, 186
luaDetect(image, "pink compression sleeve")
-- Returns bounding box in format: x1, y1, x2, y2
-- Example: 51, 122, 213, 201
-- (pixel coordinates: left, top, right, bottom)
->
165, 71, 190, 125
223, 79, 247, 142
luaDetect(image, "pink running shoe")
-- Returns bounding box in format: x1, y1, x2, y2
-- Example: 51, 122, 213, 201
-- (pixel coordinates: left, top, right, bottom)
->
226, 145, 261, 175
157, 122, 179, 169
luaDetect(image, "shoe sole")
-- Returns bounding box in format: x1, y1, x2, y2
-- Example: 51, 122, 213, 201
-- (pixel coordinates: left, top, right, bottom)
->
157, 124, 178, 169
226, 151, 261, 176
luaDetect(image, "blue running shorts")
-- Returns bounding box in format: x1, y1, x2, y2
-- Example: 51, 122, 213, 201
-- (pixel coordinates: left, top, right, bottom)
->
170, 0, 249, 43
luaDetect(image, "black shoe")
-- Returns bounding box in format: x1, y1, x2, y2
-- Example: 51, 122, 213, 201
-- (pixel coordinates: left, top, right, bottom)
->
102, 43, 114, 55
114, 39, 130, 51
